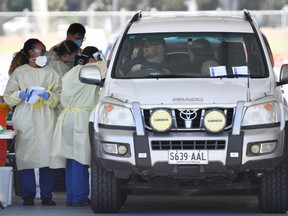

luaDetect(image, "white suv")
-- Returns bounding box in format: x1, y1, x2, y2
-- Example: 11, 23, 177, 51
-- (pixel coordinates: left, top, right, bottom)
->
80, 10, 288, 213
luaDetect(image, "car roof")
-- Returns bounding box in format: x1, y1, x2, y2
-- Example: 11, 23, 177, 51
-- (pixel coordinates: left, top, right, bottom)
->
128, 14, 253, 34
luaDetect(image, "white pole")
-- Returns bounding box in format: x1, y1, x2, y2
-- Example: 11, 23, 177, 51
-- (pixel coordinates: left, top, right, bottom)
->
31, 0, 48, 35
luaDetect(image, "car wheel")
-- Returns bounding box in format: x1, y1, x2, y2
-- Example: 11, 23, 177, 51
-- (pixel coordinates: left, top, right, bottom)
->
90, 159, 122, 213
258, 160, 288, 213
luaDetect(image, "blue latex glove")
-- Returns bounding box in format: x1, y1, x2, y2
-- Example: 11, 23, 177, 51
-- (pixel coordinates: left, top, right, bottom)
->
18, 91, 31, 100
38, 92, 50, 100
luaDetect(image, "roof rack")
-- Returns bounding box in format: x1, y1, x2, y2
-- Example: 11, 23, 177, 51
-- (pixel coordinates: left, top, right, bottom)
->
243, 9, 252, 22
110, 11, 142, 74
121, 10, 142, 38
131, 10, 142, 22
243, 9, 266, 73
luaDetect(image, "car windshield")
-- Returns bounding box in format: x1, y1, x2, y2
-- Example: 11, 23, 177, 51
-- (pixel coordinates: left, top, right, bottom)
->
112, 33, 268, 79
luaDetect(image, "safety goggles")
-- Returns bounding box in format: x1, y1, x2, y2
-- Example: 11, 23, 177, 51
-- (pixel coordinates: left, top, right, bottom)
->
32, 49, 48, 55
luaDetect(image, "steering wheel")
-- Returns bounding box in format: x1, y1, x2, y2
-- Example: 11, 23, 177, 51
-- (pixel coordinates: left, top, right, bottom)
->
126, 66, 170, 77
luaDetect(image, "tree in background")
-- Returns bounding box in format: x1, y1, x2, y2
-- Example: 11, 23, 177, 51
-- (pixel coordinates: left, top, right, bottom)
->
238, 0, 276, 10
48, 0, 66, 11
196, 0, 218, 10
3, 0, 288, 12
218, 0, 239, 10
7, 0, 31, 11
116, 0, 188, 11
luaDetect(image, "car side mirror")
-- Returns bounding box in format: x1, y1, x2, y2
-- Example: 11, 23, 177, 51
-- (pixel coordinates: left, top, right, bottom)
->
278, 64, 288, 86
79, 65, 104, 87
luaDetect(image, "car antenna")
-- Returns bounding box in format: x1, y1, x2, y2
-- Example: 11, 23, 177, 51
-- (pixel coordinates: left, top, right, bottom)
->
243, 9, 254, 101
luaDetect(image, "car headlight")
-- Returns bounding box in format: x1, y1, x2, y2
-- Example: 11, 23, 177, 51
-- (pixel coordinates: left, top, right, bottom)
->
99, 103, 135, 127
242, 102, 280, 126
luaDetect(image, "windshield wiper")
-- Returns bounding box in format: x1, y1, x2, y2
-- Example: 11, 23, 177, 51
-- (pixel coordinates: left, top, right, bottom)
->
212, 74, 250, 78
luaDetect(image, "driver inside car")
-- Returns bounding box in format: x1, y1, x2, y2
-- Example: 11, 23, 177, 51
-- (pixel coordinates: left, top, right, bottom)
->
121, 38, 173, 76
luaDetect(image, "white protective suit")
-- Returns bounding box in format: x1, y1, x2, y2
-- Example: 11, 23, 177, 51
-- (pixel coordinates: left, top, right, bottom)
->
4, 64, 61, 170
50, 61, 107, 168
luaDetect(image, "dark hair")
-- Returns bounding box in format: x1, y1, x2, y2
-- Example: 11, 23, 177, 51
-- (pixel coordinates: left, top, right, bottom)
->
23, 38, 41, 56
54, 40, 79, 57
8, 38, 43, 76
143, 38, 165, 45
75, 46, 99, 66
67, 23, 86, 35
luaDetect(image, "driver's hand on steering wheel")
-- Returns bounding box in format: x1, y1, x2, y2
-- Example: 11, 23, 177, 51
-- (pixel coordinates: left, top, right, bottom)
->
131, 64, 142, 73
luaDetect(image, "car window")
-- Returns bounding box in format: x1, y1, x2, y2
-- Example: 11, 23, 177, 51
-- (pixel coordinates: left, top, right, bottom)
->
112, 33, 268, 79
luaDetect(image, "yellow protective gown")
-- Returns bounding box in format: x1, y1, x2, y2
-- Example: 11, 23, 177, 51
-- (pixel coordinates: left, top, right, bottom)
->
49, 60, 71, 116
47, 43, 77, 70
4, 64, 61, 170
47, 44, 59, 64
50, 61, 107, 168
48, 60, 70, 79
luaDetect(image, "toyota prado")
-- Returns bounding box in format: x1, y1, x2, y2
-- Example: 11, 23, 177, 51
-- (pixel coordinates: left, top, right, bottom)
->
80, 10, 288, 213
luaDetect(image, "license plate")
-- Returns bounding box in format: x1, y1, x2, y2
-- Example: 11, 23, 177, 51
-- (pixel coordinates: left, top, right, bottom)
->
168, 150, 208, 164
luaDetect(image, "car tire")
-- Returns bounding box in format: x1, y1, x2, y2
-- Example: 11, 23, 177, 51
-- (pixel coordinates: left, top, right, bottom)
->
90, 159, 122, 213
258, 160, 288, 213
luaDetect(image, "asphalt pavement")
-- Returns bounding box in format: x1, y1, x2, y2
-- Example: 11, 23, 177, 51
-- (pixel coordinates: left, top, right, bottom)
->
1, 191, 94, 216
1, 188, 280, 216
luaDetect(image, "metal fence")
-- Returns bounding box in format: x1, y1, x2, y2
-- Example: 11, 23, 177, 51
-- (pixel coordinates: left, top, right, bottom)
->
1, 10, 288, 37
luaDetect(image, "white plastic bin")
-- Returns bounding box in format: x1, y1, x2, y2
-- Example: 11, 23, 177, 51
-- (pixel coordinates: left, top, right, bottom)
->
8, 169, 13, 205
0, 167, 13, 207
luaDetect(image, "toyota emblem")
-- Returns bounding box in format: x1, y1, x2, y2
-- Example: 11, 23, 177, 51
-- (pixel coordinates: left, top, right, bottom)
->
179, 110, 197, 121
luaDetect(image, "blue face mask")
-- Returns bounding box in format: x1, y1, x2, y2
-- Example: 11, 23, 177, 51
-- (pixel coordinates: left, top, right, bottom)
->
73, 39, 83, 47
68, 57, 75, 64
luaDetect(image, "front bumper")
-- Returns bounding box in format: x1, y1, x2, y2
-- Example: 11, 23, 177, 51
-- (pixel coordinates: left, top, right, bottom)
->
90, 122, 285, 179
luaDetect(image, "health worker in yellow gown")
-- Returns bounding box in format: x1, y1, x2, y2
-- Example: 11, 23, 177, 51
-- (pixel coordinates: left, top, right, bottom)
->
50, 46, 107, 206
4, 38, 61, 206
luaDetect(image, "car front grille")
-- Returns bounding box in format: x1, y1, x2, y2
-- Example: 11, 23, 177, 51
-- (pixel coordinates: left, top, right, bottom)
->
143, 108, 234, 131
151, 140, 226, 150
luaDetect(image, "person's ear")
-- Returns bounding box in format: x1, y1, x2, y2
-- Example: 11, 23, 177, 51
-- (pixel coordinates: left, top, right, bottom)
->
66, 33, 74, 40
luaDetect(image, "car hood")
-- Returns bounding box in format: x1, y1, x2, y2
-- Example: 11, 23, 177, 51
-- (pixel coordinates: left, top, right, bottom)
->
105, 78, 271, 105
